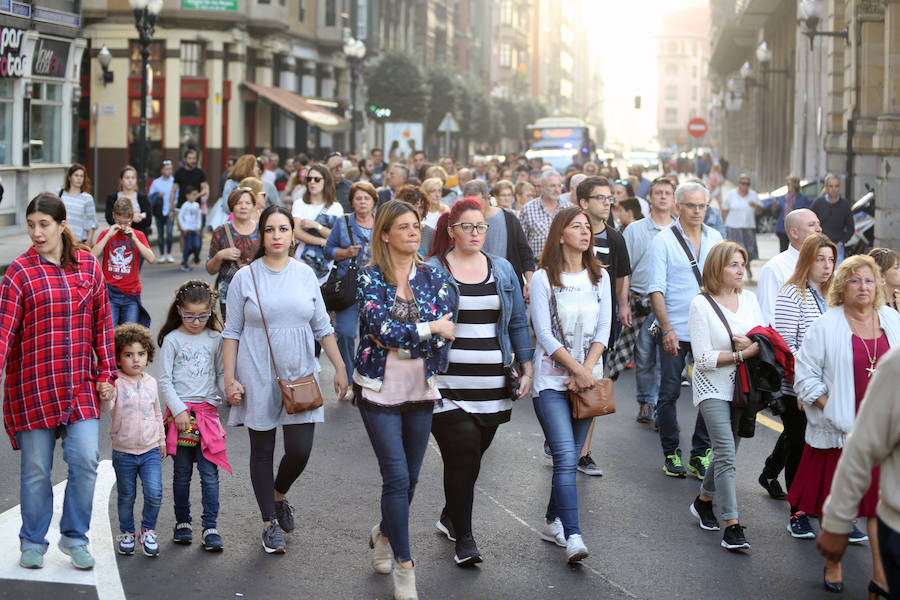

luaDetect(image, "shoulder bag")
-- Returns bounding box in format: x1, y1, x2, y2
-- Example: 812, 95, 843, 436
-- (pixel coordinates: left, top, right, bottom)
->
700, 293, 749, 409
320, 214, 359, 312
249, 264, 324, 414
551, 285, 615, 419
670, 225, 702, 287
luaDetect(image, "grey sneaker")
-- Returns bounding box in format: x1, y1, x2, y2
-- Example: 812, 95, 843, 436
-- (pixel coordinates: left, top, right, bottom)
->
577, 453, 604, 476
58, 542, 94, 570
19, 549, 43, 569
117, 531, 135, 555
262, 522, 286, 554
140, 529, 159, 557
274, 499, 295, 533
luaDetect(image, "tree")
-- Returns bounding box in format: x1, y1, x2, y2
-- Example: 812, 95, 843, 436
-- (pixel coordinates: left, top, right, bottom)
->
495, 97, 521, 143
364, 52, 428, 122
425, 69, 458, 137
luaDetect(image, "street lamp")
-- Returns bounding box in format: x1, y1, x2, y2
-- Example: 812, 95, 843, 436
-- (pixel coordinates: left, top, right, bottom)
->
97, 45, 114, 85
755, 41, 792, 78
798, 0, 848, 51
129, 0, 163, 192
740, 61, 766, 90
342, 36, 366, 155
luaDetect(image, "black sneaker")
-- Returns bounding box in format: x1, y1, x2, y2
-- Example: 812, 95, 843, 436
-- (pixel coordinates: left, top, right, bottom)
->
636, 402, 652, 423
758, 473, 787, 500
435, 511, 456, 542
202, 528, 223, 552
721, 524, 751, 551
262, 522, 285, 554
663, 451, 687, 478
453, 534, 482, 566
849, 522, 869, 544
577, 453, 604, 476
690, 496, 720, 531
687, 449, 711, 480
788, 512, 816, 539
275, 499, 295, 533
172, 522, 192, 544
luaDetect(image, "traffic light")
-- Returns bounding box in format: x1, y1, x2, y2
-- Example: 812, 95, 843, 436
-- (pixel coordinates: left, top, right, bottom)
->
634, 95, 642, 109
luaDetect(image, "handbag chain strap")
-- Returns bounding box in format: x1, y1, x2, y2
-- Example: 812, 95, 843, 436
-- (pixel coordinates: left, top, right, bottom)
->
249, 263, 283, 381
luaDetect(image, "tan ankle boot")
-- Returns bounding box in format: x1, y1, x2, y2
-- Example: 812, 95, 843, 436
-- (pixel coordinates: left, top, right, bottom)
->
369, 524, 392, 574
391, 559, 417, 600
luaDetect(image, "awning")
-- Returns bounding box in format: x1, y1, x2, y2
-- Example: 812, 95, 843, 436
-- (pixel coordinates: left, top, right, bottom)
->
242, 82, 350, 133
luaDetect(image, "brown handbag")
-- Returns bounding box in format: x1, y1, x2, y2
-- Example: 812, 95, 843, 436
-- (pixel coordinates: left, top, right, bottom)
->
249, 263, 323, 414
550, 286, 616, 419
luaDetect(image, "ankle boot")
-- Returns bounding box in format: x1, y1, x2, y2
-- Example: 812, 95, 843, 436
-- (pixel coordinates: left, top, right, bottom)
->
369, 524, 392, 574
391, 559, 417, 600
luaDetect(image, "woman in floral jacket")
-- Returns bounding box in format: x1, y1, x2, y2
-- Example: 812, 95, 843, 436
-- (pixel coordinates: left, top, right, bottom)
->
353, 199, 457, 600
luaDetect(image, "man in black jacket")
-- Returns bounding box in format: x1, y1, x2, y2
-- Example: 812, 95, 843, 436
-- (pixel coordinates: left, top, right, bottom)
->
810, 174, 854, 263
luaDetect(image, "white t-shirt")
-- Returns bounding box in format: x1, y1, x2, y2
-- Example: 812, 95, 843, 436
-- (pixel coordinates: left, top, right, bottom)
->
722, 189, 761, 229
290, 200, 344, 254
424, 209, 445, 230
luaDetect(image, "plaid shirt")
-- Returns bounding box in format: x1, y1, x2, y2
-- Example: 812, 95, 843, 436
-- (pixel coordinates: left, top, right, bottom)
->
0, 248, 116, 449
518, 195, 571, 260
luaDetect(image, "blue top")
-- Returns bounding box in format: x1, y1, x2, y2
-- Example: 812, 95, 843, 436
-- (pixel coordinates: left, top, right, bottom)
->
703, 204, 727, 238
353, 262, 456, 391
426, 252, 533, 371
323, 213, 373, 279
774, 193, 811, 234
148, 176, 175, 217
648, 219, 723, 341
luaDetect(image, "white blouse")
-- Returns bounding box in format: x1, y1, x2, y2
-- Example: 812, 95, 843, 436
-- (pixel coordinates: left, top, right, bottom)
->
688, 289, 765, 406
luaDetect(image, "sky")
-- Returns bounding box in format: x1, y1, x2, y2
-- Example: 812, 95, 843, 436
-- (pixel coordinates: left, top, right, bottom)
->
585, 0, 708, 152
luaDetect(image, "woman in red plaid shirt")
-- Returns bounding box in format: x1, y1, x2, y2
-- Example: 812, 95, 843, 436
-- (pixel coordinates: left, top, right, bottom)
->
0, 193, 116, 571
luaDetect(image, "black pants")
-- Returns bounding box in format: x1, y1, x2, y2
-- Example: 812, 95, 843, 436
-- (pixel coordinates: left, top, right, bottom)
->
878, 518, 900, 600
431, 414, 499, 539
777, 232, 790, 252
761, 395, 807, 491
248, 423, 315, 522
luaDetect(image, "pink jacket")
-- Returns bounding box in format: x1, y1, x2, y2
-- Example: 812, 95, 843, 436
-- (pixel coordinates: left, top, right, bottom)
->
102, 371, 165, 455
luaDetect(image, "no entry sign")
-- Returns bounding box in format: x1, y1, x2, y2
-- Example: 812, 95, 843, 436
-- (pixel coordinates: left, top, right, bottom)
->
687, 118, 708, 138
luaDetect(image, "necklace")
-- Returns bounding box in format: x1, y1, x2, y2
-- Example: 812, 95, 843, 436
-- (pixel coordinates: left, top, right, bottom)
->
851, 312, 880, 377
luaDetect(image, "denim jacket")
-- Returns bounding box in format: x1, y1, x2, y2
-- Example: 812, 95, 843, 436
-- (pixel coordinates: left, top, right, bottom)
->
353, 262, 456, 391
323, 213, 371, 280
426, 253, 534, 372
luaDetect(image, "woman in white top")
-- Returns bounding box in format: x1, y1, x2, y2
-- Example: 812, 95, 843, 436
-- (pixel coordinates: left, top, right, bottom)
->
530, 206, 611, 564
60, 163, 98, 245
291, 163, 344, 284
721, 173, 762, 276
687, 241, 764, 551
421, 177, 448, 230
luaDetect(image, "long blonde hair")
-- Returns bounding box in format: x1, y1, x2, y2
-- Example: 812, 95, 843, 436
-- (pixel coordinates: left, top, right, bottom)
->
367, 199, 421, 286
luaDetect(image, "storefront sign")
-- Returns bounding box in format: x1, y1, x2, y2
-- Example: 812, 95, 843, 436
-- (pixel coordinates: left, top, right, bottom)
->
32, 37, 69, 78
0, 27, 26, 78
182, 0, 237, 10
0, 0, 32, 18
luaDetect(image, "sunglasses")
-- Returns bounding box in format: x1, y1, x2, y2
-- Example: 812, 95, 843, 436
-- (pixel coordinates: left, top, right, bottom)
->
306, 176, 324, 183
325, 151, 342, 160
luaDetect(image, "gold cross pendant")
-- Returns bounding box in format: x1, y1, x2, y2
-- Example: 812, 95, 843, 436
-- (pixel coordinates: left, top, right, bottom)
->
867, 366, 877, 378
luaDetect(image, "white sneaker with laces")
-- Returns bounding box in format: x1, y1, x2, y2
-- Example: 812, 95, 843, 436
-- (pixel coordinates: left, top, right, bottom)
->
140, 529, 159, 556
540, 517, 566, 547
117, 532, 135, 555
566, 534, 589, 563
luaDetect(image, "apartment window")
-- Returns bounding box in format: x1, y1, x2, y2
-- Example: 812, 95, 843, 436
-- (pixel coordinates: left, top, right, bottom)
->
499, 43, 511, 68
501, 0, 512, 24
691, 65, 697, 78
560, 51, 574, 73
30, 81, 63, 164
298, 0, 304, 21
180, 42, 205, 77
691, 86, 697, 101
665, 84, 677, 100
560, 79, 573, 99
0, 79, 12, 164
668, 41, 678, 54
325, 0, 336, 26
665, 108, 677, 124
129, 40, 165, 79
666, 63, 678, 76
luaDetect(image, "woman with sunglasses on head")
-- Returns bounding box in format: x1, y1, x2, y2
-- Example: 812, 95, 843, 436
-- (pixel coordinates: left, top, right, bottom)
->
292, 164, 344, 284
425, 198, 533, 566
354, 199, 456, 599
222, 205, 347, 555
206, 187, 260, 320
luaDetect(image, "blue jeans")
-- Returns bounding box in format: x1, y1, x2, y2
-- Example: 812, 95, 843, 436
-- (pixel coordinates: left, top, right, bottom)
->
357, 401, 433, 562
634, 313, 660, 406
533, 389, 592, 538
155, 214, 174, 255
107, 285, 141, 326
16, 418, 99, 552
334, 304, 359, 382
172, 444, 219, 530
182, 230, 201, 266
658, 341, 710, 458
112, 448, 163, 533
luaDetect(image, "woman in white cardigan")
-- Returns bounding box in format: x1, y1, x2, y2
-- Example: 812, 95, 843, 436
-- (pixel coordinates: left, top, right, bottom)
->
792, 254, 900, 594
687, 241, 764, 552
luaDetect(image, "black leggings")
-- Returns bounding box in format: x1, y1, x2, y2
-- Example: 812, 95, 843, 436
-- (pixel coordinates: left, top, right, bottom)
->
248, 423, 315, 522
431, 415, 499, 539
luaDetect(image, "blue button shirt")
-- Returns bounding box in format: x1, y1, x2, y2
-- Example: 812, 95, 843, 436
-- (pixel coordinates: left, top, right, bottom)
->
648, 220, 723, 341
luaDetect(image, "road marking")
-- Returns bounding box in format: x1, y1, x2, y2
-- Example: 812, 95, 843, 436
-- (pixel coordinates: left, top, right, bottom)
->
428, 441, 640, 599
756, 413, 784, 433
0, 459, 125, 600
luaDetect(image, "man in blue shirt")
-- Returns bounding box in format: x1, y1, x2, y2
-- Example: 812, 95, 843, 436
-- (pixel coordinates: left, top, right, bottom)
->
148, 160, 177, 262
648, 181, 723, 479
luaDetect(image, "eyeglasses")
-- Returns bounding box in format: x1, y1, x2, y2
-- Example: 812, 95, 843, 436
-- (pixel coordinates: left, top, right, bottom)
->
588, 194, 615, 204
306, 176, 324, 183
680, 202, 706, 211
179, 309, 211, 323
452, 222, 490, 234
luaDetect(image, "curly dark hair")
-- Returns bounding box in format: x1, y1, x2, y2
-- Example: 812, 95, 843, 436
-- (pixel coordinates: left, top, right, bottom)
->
114, 323, 156, 364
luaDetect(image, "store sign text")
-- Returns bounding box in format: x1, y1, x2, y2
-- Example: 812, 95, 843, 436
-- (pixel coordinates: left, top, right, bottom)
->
32, 38, 69, 78
0, 27, 25, 77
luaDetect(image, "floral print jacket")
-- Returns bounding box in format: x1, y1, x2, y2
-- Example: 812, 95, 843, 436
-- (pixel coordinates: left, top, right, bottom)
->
353, 262, 456, 391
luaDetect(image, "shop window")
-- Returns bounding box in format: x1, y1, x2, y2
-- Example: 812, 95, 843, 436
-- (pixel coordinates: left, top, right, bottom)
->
501, 0, 512, 24
499, 43, 511, 68
0, 80, 12, 165
180, 42, 205, 77
181, 99, 203, 118
129, 41, 165, 79
30, 81, 63, 164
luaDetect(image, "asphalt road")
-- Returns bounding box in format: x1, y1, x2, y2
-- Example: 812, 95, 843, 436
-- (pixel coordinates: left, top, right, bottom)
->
0, 241, 880, 599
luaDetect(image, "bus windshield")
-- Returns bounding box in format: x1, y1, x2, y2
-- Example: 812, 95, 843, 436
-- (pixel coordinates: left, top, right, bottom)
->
527, 127, 588, 151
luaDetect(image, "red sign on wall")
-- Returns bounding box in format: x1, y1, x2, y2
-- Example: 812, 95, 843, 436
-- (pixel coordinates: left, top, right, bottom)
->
687, 118, 708, 138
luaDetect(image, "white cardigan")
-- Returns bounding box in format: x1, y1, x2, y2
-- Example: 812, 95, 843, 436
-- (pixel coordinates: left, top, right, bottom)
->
794, 306, 900, 449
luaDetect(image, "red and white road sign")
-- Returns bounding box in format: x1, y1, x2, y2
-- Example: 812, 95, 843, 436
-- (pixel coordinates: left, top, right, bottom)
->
687, 118, 708, 138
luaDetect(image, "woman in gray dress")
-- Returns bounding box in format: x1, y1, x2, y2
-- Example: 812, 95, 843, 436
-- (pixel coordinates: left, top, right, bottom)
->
223, 205, 348, 554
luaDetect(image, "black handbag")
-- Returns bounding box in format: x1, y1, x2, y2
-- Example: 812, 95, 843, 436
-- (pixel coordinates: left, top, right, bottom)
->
321, 215, 359, 312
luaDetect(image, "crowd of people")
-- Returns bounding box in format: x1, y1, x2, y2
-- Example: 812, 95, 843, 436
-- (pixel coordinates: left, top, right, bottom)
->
1, 148, 898, 600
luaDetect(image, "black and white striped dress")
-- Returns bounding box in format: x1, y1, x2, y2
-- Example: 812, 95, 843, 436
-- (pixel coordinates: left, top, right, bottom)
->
435, 262, 512, 426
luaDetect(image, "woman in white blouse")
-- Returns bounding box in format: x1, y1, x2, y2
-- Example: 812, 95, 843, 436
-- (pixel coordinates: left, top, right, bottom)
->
687, 241, 764, 552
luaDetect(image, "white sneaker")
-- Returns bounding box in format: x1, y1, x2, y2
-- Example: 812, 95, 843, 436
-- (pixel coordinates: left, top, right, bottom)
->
540, 517, 566, 547
566, 533, 589, 563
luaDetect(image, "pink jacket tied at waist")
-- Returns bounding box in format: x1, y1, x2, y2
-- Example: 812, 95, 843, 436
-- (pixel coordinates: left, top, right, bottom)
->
164, 402, 232, 474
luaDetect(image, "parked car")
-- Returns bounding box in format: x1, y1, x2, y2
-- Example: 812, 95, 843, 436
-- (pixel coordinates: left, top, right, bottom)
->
755, 177, 825, 233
